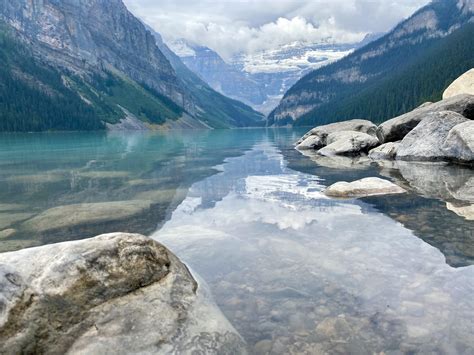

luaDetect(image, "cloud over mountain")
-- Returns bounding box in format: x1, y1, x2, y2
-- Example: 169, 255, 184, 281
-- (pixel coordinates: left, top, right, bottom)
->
124, 0, 429, 59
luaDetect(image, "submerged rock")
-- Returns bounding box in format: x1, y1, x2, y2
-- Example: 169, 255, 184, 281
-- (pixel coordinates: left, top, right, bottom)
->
0, 229, 16, 239
324, 177, 406, 198
21, 200, 155, 238
443, 69, 474, 99
0, 233, 245, 354
369, 142, 400, 160
397, 111, 468, 162
377, 94, 474, 143
318, 132, 379, 157
296, 119, 377, 148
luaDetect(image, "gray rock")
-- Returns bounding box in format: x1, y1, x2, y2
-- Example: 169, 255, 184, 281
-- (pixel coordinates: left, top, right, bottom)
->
442, 121, 474, 164
296, 119, 377, 148
318, 132, 379, 157
377, 94, 474, 143
443, 69, 474, 99
325, 177, 406, 198
0, 233, 246, 354
446, 202, 474, 221
296, 135, 325, 150
397, 111, 468, 162
369, 142, 400, 160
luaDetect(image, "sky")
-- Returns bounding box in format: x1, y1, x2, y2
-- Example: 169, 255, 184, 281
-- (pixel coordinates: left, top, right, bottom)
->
124, 0, 430, 60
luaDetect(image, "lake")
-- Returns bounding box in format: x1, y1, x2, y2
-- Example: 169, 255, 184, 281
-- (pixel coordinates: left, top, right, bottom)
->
0, 129, 473, 354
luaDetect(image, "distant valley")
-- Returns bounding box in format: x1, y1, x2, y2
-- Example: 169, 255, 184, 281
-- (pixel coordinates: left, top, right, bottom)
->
168, 39, 363, 115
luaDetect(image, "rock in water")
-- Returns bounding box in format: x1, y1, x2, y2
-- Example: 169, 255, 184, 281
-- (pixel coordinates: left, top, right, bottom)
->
443, 69, 474, 99
0, 233, 246, 354
397, 111, 468, 162
296, 135, 326, 150
369, 142, 400, 160
377, 94, 474, 143
325, 177, 406, 198
318, 132, 379, 157
446, 202, 474, 221
442, 121, 474, 164
296, 119, 377, 148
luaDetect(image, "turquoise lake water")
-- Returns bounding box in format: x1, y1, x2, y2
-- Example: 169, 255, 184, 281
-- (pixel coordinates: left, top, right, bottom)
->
0, 129, 473, 353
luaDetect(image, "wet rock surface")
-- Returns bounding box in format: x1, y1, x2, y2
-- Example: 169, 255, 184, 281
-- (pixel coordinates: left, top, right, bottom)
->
325, 177, 406, 198
0, 233, 245, 354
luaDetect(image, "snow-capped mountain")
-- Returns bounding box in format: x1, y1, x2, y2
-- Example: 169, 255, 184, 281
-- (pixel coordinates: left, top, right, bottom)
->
168, 39, 359, 114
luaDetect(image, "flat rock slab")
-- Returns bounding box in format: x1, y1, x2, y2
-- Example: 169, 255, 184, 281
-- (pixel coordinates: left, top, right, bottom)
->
443, 69, 474, 99
325, 177, 406, 198
0, 233, 246, 354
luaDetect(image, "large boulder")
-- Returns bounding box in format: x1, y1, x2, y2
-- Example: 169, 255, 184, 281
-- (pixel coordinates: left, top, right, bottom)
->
0, 233, 246, 354
369, 142, 400, 160
397, 111, 469, 162
377, 94, 474, 143
296, 119, 377, 148
324, 177, 406, 198
442, 121, 474, 164
443, 69, 474, 99
318, 132, 379, 157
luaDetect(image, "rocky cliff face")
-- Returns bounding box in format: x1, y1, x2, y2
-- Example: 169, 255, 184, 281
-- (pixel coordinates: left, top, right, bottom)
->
269, 0, 474, 126
0, 0, 189, 110
0, 0, 264, 130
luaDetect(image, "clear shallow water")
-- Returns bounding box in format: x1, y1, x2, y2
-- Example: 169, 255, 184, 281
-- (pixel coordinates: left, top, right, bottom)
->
1, 129, 473, 353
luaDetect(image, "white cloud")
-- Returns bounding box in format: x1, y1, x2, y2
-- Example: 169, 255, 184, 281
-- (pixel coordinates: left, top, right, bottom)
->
124, 0, 430, 60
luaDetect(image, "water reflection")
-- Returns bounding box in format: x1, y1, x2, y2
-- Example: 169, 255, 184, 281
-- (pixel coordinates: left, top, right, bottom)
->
153, 141, 474, 354
285, 149, 474, 267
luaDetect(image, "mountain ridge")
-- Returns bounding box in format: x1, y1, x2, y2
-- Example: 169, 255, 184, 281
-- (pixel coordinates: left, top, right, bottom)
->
269, 0, 474, 126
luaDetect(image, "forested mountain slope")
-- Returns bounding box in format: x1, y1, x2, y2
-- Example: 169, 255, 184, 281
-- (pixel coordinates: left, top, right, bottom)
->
0, 0, 263, 131
269, 0, 474, 126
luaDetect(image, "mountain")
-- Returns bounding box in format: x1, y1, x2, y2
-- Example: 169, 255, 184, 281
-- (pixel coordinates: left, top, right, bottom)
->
269, 0, 474, 126
152, 34, 264, 128
0, 0, 263, 132
169, 40, 267, 109
169, 39, 355, 115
